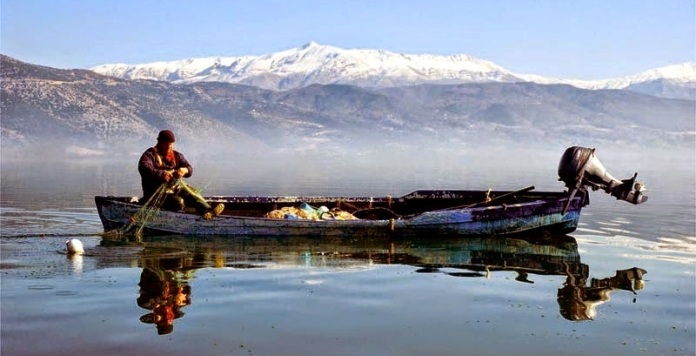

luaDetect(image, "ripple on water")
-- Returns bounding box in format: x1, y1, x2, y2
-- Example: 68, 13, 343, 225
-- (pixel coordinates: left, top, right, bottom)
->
573, 232, 696, 264
1, 208, 102, 238
0, 262, 24, 269
54, 290, 79, 296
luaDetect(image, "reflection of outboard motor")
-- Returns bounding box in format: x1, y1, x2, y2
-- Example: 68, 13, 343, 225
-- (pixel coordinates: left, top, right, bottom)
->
557, 267, 647, 321
558, 146, 647, 214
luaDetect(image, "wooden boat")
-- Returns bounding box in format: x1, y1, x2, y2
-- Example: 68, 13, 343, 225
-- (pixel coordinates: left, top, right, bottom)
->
95, 146, 647, 237
96, 187, 588, 237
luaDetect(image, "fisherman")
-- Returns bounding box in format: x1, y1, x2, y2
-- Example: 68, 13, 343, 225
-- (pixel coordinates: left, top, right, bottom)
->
138, 130, 224, 219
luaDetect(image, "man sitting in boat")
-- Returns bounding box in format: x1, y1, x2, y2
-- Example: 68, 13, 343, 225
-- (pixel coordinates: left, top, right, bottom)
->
138, 130, 224, 220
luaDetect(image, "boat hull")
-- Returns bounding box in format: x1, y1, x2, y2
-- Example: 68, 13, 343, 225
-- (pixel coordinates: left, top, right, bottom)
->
95, 191, 586, 237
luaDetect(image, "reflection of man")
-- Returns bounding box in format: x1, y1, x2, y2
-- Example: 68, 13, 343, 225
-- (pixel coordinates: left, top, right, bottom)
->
137, 267, 191, 335
557, 267, 647, 321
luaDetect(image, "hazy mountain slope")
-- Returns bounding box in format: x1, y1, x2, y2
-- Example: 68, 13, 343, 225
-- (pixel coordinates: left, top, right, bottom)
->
0, 55, 273, 154
2, 54, 693, 159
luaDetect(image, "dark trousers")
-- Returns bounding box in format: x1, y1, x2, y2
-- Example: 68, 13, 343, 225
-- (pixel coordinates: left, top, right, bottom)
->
162, 191, 208, 214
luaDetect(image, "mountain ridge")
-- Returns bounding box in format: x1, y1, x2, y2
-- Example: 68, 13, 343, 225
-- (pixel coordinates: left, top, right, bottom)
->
90, 42, 695, 99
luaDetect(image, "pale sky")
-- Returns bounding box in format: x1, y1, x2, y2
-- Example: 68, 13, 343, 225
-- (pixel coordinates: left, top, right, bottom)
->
1, 0, 694, 80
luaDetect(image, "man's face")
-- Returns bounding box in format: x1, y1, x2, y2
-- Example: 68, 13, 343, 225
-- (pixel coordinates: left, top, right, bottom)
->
157, 141, 174, 153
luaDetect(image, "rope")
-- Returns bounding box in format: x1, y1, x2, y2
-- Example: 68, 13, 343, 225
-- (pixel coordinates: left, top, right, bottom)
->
121, 180, 175, 237
116, 178, 213, 238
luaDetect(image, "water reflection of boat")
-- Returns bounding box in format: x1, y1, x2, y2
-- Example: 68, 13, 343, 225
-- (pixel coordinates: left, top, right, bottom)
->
100, 234, 585, 274
97, 234, 646, 333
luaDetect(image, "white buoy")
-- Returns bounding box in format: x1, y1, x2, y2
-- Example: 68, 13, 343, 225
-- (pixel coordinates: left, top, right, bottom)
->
66, 238, 85, 254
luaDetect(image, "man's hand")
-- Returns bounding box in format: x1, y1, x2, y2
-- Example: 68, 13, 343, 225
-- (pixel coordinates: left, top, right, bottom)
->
174, 167, 189, 178
162, 170, 174, 182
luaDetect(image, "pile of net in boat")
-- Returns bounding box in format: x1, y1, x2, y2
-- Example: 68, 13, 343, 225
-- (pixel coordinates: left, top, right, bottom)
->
265, 202, 358, 220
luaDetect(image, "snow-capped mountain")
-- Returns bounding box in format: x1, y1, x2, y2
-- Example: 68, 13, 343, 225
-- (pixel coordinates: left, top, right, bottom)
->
90, 42, 521, 89
90, 42, 696, 99
518, 62, 696, 89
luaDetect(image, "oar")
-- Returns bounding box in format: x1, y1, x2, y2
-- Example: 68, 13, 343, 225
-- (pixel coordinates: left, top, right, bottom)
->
445, 185, 536, 210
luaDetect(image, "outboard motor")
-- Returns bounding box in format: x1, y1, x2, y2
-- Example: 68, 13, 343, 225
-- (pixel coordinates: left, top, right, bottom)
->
558, 146, 647, 214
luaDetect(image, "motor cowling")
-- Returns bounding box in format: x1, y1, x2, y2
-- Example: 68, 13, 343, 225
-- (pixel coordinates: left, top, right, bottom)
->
558, 146, 647, 212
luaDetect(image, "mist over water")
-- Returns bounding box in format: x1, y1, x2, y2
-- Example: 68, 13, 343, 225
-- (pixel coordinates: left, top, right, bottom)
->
1, 138, 694, 356
2, 138, 693, 198
2, 139, 694, 245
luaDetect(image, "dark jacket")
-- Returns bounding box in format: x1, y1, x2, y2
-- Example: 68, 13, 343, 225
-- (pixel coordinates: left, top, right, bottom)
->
138, 147, 193, 200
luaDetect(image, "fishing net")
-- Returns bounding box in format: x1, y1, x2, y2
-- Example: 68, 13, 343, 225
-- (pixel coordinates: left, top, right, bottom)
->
112, 179, 213, 239
121, 181, 174, 237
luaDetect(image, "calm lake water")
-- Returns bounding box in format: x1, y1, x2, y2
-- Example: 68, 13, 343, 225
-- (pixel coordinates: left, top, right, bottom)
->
1, 150, 694, 356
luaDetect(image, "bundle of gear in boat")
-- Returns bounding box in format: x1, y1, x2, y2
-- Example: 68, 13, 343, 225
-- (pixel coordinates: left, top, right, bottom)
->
140, 179, 363, 221
264, 203, 358, 220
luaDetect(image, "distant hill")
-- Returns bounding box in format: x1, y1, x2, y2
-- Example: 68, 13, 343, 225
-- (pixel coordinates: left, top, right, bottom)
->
90, 42, 696, 100
1, 54, 694, 159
